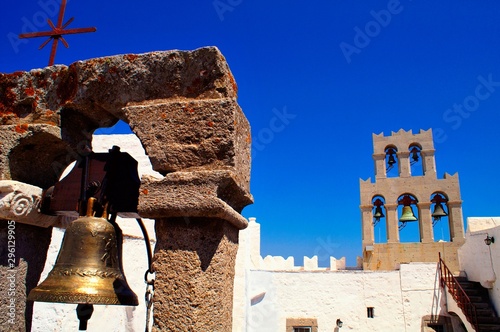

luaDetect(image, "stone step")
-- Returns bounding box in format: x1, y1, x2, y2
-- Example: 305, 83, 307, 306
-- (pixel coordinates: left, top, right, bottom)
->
458, 281, 484, 292
469, 295, 487, 303
477, 323, 500, 332
463, 288, 482, 296
448, 274, 500, 331
478, 317, 500, 324
474, 302, 493, 309
476, 308, 496, 317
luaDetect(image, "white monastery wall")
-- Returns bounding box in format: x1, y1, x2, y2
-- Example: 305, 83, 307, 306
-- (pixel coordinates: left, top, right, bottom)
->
233, 217, 451, 332
458, 217, 500, 313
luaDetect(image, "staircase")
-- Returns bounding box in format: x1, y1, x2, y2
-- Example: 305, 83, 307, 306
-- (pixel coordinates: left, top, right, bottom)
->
439, 254, 500, 331
454, 277, 500, 331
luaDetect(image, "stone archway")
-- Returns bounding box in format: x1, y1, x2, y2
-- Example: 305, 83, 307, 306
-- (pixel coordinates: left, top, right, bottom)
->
0, 47, 252, 331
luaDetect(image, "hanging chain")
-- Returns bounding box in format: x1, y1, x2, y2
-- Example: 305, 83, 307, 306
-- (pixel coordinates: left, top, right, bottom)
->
137, 218, 155, 332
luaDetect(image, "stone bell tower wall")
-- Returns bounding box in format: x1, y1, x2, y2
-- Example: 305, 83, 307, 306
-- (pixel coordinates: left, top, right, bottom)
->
360, 129, 464, 272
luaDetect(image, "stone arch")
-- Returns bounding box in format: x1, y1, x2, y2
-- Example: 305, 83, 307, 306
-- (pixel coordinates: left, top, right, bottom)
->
0, 47, 252, 216
0, 47, 253, 331
8, 128, 70, 189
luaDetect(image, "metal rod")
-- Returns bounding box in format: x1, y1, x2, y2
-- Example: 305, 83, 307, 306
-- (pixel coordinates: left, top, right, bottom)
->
137, 218, 155, 332
137, 218, 154, 274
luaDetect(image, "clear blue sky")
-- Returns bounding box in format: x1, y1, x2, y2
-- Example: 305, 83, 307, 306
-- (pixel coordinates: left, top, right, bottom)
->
2, 1, 500, 266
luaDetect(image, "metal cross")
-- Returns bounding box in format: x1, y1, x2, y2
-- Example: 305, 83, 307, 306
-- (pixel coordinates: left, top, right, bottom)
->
19, 0, 96, 66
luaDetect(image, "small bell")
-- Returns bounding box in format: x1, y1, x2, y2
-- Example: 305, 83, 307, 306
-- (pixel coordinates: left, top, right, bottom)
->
388, 154, 396, 166
399, 205, 418, 222
432, 202, 447, 220
373, 206, 385, 220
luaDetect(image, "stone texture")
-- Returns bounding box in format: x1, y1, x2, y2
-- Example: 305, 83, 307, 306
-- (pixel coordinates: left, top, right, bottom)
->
139, 171, 252, 229
0, 47, 248, 189
0, 124, 71, 189
0, 181, 60, 228
153, 217, 238, 331
125, 98, 251, 191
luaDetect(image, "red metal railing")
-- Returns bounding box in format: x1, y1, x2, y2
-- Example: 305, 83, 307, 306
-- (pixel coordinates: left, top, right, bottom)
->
438, 253, 479, 331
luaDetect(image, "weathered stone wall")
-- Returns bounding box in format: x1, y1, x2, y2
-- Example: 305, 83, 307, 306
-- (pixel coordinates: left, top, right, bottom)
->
153, 217, 238, 331
363, 242, 462, 271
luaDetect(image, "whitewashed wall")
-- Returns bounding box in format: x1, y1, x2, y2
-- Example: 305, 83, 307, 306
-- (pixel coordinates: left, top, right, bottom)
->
458, 217, 500, 313
233, 218, 454, 332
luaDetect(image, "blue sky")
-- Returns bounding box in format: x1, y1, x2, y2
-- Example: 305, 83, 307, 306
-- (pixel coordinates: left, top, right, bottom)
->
2, 1, 500, 266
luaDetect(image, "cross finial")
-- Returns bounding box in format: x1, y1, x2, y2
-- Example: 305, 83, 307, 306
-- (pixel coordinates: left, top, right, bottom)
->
19, 0, 96, 66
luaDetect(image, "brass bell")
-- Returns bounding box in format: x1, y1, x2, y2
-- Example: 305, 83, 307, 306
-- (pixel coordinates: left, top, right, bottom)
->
399, 205, 418, 222
432, 202, 448, 220
28, 198, 138, 306
373, 206, 385, 220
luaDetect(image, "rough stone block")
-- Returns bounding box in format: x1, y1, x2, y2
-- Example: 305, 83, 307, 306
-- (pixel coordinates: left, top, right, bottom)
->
139, 170, 252, 230
124, 98, 250, 191
0, 47, 250, 197
153, 217, 238, 332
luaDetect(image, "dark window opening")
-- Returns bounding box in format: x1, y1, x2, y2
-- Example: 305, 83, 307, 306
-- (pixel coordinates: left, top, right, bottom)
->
293, 328, 312, 332
428, 324, 445, 332
367, 307, 374, 318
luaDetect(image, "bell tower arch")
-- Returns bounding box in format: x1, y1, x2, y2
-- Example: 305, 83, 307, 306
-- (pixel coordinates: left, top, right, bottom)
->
359, 129, 465, 271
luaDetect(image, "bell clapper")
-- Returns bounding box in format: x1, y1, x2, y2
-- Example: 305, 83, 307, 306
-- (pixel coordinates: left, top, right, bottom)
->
76, 304, 94, 331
